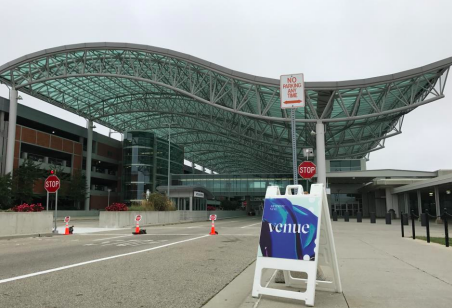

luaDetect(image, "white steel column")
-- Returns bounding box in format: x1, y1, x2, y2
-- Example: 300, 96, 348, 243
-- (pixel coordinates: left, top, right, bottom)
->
417, 190, 422, 216
434, 186, 442, 223
84, 120, 93, 211
315, 121, 326, 185
404, 193, 409, 213
5, 88, 18, 176
385, 188, 393, 211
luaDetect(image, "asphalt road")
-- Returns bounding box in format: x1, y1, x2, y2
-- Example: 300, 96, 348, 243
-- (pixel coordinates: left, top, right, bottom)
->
0, 217, 262, 308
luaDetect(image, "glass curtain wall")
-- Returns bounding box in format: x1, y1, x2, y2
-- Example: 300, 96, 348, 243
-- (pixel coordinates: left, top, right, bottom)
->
155, 139, 184, 188
123, 131, 184, 202
172, 174, 294, 197
330, 160, 362, 172
123, 131, 154, 201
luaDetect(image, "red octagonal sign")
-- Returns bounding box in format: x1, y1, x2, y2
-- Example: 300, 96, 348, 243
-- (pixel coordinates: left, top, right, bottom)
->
298, 161, 316, 179
44, 175, 60, 193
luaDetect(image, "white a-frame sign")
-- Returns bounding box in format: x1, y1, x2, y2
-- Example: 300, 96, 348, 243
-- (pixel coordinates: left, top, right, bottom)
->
252, 184, 342, 306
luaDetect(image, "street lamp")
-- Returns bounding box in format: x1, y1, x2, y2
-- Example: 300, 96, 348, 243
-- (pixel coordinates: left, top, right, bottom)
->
164, 123, 175, 204
107, 188, 111, 206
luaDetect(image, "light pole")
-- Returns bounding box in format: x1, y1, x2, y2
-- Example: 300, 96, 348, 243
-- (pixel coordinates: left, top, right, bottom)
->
164, 123, 175, 204
107, 188, 111, 207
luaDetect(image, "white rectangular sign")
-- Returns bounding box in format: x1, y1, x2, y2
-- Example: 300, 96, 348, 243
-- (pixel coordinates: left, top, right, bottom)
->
194, 191, 204, 198
280, 73, 305, 109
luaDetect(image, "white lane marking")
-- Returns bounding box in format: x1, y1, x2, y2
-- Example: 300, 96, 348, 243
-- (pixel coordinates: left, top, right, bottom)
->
253, 270, 278, 308
241, 223, 261, 229
79, 234, 134, 236
93, 235, 134, 241
219, 234, 259, 236
0, 235, 209, 285
138, 234, 193, 236
187, 226, 203, 229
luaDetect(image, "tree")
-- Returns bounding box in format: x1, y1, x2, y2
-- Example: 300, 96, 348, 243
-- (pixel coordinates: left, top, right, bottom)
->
0, 173, 12, 209
12, 159, 41, 204
149, 193, 175, 211
64, 169, 87, 209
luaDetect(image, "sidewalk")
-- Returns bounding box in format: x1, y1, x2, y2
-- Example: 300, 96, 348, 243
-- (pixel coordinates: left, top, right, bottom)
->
203, 219, 452, 308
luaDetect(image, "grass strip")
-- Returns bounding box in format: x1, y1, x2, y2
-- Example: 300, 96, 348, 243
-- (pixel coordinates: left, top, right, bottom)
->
416, 236, 450, 246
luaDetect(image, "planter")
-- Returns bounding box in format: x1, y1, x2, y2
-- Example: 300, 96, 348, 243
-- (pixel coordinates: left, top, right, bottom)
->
0, 212, 53, 237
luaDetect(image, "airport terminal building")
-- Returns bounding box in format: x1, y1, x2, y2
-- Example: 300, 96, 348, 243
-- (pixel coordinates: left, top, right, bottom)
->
0, 43, 451, 218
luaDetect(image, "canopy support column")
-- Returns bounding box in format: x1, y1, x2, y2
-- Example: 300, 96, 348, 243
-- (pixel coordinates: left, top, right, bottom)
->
5, 88, 17, 176
417, 190, 422, 219
435, 186, 442, 223
84, 120, 93, 211
316, 121, 327, 186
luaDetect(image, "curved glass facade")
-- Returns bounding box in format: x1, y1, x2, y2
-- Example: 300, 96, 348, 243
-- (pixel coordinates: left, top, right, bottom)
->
123, 131, 184, 202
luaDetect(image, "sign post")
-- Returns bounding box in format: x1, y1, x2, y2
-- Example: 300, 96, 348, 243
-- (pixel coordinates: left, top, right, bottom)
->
44, 173, 61, 234
209, 214, 217, 235
252, 184, 342, 306
64, 216, 71, 235
135, 215, 141, 233
280, 74, 305, 187
299, 161, 316, 193
298, 161, 316, 179
133, 214, 145, 235
303, 148, 314, 192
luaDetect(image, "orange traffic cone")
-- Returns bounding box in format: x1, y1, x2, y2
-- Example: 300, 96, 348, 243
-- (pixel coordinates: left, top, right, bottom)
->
210, 220, 216, 235
64, 223, 70, 235
135, 222, 140, 234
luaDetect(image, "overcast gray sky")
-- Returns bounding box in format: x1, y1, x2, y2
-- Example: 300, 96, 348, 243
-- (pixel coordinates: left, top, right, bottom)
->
1, 0, 451, 172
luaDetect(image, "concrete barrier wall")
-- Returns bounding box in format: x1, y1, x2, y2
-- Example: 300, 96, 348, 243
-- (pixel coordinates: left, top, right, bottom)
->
56, 210, 100, 218
212, 210, 248, 220
99, 211, 180, 228
100, 210, 248, 228
0, 212, 53, 237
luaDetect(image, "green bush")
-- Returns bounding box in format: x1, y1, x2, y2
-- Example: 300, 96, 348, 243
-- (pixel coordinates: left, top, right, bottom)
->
128, 193, 176, 211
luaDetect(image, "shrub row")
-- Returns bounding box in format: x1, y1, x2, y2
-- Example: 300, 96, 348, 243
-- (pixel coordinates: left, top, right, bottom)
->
12, 203, 44, 212
105, 203, 128, 211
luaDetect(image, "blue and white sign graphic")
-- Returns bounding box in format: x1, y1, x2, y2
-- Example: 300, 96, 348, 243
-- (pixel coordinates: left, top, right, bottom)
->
258, 196, 320, 261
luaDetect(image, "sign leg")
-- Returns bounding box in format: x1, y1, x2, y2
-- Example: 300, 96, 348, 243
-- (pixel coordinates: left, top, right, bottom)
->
291, 109, 298, 187
53, 191, 58, 233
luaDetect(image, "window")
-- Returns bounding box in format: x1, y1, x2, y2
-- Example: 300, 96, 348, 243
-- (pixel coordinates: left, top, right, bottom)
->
330, 160, 362, 172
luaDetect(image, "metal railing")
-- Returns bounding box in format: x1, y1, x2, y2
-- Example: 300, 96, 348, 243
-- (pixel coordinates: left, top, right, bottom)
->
399, 208, 451, 247
331, 208, 451, 248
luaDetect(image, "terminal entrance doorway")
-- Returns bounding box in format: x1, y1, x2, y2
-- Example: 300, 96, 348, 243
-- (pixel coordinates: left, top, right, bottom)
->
332, 202, 362, 217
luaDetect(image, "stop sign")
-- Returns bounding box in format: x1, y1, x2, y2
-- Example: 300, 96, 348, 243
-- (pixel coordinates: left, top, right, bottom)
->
298, 161, 316, 179
44, 175, 60, 193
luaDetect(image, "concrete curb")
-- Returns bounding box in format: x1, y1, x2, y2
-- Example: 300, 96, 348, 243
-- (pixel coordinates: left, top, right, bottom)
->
0, 232, 54, 241
202, 260, 256, 308
202, 260, 276, 308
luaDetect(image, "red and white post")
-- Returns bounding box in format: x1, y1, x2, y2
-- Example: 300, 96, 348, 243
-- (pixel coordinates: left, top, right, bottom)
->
133, 215, 142, 234
209, 214, 217, 235
64, 216, 71, 235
